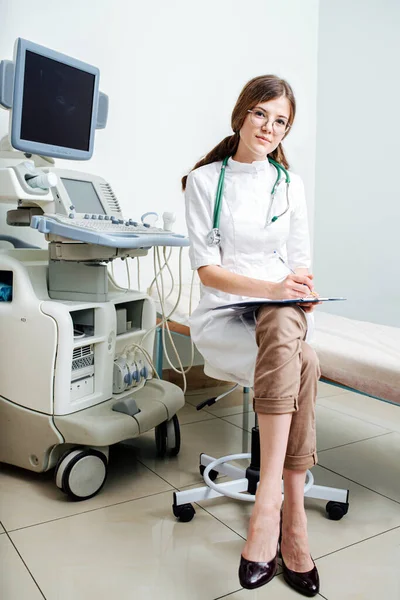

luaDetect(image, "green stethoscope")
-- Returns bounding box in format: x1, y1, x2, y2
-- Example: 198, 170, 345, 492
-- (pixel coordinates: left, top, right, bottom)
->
206, 155, 291, 246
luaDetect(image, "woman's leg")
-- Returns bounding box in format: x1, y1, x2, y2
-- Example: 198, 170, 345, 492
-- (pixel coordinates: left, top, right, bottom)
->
241, 412, 291, 561
284, 341, 319, 472
282, 340, 320, 571
242, 305, 308, 561
281, 469, 314, 571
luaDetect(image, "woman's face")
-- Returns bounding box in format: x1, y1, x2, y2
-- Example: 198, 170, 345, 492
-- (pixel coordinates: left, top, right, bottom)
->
238, 96, 291, 161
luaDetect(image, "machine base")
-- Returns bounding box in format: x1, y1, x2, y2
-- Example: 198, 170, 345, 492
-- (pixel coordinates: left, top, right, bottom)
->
0, 379, 184, 473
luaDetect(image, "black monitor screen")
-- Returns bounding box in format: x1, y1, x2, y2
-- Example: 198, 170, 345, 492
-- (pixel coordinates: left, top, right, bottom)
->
20, 50, 95, 151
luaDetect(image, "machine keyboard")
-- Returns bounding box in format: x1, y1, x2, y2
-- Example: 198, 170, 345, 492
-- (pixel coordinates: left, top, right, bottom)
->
31, 212, 189, 248
52, 214, 167, 234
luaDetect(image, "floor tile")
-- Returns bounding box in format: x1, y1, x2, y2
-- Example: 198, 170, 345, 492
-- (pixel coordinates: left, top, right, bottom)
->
315, 405, 389, 451
318, 432, 400, 502
185, 384, 236, 407
0, 535, 43, 600
316, 527, 400, 599
318, 390, 400, 432
222, 404, 389, 452
185, 465, 400, 560
10, 490, 244, 600
304, 466, 400, 557
177, 400, 217, 425
317, 380, 351, 399
222, 573, 319, 598
0, 444, 172, 531
134, 418, 249, 488
186, 385, 253, 418
221, 411, 255, 433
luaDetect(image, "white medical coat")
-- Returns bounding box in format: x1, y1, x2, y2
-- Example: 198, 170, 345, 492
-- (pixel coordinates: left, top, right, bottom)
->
185, 157, 313, 386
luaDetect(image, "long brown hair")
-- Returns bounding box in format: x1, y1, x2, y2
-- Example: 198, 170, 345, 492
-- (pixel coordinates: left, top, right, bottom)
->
181, 75, 296, 190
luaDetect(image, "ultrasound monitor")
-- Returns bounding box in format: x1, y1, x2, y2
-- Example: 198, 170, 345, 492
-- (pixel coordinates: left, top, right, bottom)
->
9, 38, 101, 160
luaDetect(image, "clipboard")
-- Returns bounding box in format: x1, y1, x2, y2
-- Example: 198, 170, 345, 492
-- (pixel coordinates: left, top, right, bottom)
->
214, 297, 346, 313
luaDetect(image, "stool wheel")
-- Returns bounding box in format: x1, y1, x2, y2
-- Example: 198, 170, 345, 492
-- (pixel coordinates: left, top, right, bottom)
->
172, 500, 195, 522
200, 464, 218, 481
326, 500, 349, 520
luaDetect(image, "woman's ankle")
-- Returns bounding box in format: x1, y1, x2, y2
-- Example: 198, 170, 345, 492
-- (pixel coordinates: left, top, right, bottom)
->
250, 501, 281, 525
255, 487, 282, 511
282, 503, 306, 518
282, 506, 308, 530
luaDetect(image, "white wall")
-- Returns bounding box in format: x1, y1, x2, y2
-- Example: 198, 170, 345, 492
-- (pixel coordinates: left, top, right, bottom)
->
0, 0, 319, 291
314, 0, 400, 326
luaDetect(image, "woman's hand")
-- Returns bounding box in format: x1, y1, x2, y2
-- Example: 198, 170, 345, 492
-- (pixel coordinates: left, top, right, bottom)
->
300, 301, 322, 313
289, 269, 322, 312
269, 273, 314, 300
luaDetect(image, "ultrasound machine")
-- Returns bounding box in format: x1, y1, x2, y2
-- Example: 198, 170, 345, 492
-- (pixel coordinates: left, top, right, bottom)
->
0, 38, 187, 500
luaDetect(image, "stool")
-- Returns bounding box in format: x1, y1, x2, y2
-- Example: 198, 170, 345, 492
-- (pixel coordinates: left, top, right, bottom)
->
172, 384, 350, 523
153, 322, 350, 524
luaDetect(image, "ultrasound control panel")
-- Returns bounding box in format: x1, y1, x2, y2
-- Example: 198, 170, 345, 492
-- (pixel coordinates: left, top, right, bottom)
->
23, 167, 189, 248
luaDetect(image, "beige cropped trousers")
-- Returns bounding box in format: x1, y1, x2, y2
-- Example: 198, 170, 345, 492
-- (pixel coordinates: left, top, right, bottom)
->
253, 305, 320, 471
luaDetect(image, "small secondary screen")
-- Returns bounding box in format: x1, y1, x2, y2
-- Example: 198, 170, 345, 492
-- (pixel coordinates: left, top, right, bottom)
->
61, 178, 105, 214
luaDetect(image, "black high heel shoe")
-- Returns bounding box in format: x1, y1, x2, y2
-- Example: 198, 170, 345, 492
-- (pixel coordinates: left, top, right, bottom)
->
239, 519, 279, 590
279, 516, 320, 597
238, 551, 278, 590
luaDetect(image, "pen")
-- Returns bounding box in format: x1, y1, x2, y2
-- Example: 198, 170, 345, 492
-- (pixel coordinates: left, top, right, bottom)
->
273, 251, 318, 298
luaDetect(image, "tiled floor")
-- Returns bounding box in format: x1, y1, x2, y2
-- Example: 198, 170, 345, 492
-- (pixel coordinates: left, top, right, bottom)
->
1, 381, 400, 599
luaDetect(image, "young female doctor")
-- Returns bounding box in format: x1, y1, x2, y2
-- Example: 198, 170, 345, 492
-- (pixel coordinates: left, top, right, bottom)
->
183, 75, 321, 596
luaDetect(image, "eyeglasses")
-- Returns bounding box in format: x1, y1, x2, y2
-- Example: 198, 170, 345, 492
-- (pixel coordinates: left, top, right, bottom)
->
247, 109, 291, 135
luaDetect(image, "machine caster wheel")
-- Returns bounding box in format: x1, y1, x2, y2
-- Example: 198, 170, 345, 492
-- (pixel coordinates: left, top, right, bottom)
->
55, 448, 108, 501
199, 464, 218, 481
172, 497, 196, 522
326, 500, 349, 521
155, 415, 181, 458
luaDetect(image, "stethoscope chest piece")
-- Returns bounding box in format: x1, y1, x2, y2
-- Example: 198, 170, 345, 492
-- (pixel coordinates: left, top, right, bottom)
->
207, 227, 221, 247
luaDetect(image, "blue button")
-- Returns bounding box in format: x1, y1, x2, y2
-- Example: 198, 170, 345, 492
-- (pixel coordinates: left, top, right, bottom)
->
104, 215, 110, 220
133, 370, 140, 383
69, 213, 74, 219
84, 214, 90, 219
143, 223, 150, 228
70, 205, 75, 210
140, 366, 148, 378
91, 215, 97, 219
98, 215, 104, 220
